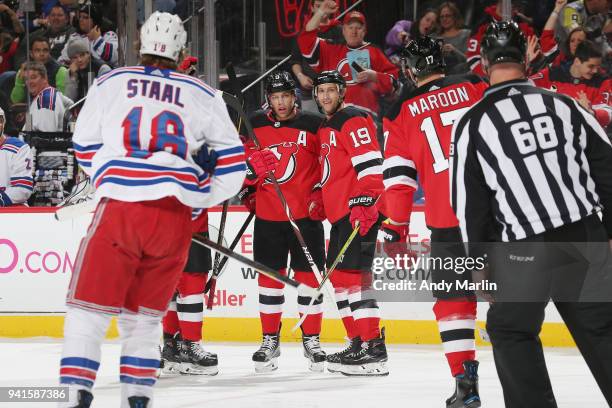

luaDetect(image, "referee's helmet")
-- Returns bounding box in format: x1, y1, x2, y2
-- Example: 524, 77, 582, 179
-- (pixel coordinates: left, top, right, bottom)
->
480, 20, 527, 67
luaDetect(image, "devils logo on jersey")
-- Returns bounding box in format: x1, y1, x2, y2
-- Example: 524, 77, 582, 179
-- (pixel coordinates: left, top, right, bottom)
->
319, 143, 331, 186
264, 142, 300, 184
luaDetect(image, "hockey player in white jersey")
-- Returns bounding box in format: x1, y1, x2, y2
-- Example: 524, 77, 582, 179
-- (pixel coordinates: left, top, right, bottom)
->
59, 12, 246, 408
0, 108, 34, 206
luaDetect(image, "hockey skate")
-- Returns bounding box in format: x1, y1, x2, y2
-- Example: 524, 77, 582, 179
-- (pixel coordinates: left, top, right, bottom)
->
302, 334, 326, 372
128, 396, 150, 408
64, 389, 93, 408
160, 334, 183, 375
446, 360, 481, 408
179, 340, 219, 376
339, 328, 389, 376
252, 331, 281, 373
326, 336, 361, 373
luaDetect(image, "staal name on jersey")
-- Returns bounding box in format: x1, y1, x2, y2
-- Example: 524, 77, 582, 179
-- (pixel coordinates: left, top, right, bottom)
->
408, 86, 470, 117
126, 78, 185, 107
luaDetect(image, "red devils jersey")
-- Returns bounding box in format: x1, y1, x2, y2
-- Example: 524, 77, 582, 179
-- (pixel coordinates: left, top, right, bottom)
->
298, 28, 398, 116
246, 110, 323, 221
530, 66, 612, 127
383, 74, 487, 228
319, 106, 384, 223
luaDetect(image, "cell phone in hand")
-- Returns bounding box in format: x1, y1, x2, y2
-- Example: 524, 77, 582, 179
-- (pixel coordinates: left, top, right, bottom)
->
351, 61, 365, 73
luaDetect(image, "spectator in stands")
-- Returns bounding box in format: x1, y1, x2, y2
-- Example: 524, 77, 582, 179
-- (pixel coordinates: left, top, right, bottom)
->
298, 0, 398, 117
291, 0, 343, 113
540, 1, 588, 68
385, 9, 438, 66
466, 0, 535, 76
59, 3, 118, 68
0, 32, 18, 73
137, 0, 176, 24
14, 5, 75, 67
63, 37, 111, 102
10, 37, 69, 104
530, 40, 612, 127
602, 18, 612, 74
434, 2, 470, 73
22, 62, 73, 132
0, 2, 24, 36
556, 0, 608, 52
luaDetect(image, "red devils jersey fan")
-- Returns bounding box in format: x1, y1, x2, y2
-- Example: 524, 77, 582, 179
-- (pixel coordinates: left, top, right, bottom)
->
382, 37, 486, 407
160, 208, 218, 377
238, 71, 327, 373
298, 3, 398, 117
466, 0, 535, 77
530, 40, 612, 127
313, 70, 388, 377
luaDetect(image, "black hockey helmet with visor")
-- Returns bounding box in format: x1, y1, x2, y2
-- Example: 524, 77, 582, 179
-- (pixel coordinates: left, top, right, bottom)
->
400, 36, 446, 78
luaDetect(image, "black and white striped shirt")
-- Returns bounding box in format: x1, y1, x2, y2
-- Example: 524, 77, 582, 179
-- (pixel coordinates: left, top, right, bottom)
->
450, 79, 612, 243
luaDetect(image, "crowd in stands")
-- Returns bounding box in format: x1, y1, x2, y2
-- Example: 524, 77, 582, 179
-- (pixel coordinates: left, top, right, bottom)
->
0, 0, 610, 205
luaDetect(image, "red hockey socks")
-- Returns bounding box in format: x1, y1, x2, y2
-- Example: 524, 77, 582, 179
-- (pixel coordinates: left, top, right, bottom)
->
433, 298, 477, 377
294, 271, 323, 335
175, 272, 207, 341
258, 268, 286, 334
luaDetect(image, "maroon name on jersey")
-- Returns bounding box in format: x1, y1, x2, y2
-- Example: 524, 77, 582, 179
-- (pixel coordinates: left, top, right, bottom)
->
383, 74, 487, 228
246, 109, 324, 221
319, 106, 384, 223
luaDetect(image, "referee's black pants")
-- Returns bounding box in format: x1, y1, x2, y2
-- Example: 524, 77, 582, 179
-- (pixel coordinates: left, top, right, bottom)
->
486, 214, 612, 408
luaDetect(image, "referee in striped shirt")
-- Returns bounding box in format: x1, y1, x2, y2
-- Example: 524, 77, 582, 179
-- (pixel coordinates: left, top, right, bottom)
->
450, 21, 612, 407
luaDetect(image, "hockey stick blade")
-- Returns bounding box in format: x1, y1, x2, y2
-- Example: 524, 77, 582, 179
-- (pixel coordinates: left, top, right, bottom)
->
54, 200, 96, 221
192, 234, 319, 298
291, 222, 361, 332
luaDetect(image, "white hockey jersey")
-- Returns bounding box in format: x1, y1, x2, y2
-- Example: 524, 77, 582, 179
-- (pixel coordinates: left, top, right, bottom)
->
72, 65, 246, 209
0, 136, 34, 206
28, 87, 74, 132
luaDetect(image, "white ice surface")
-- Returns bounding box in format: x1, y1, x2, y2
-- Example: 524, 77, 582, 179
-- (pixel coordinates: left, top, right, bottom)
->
0, 340, 606, 408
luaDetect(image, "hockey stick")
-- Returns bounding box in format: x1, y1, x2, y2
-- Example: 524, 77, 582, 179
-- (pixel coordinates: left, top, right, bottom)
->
54, 177, 96, 221
291, 221, 361, 332
204, 211, 255, 309
222, 92, 335, 301
205, 62, 246, 308
192, 233, 319, 298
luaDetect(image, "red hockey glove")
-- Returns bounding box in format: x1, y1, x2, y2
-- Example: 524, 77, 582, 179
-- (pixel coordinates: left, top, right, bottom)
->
238, 186, 256, 213
246, 149, 278, 182
308, 187, 326, 221
348, 195, 379, 236
381, 222, 415, 259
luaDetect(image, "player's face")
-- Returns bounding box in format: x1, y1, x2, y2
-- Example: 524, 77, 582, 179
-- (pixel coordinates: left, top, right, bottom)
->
31, 41, 50, 63
73, 52, 91, 70
342, 21, 366, 48
48, 7, 68, 32
315, 83, 342, 115
569, 31, 586, 56
25, 70, 48, 96
269, 91, 296, 121
0, 116, 5, 136
576, 57, 602, 80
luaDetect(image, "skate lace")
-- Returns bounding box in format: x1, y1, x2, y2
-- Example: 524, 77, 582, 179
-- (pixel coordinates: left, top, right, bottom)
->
260, 334, 278, 351
303, 335, 322, 352
189, 342, 213, 359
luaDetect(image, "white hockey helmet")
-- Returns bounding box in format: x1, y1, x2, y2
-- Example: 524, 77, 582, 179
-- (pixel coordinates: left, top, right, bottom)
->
140, 11, 187, 62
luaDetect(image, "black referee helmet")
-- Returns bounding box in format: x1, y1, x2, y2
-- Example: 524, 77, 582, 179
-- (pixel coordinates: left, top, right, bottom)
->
480, 20, 527, 67
400, 36, 446, 78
